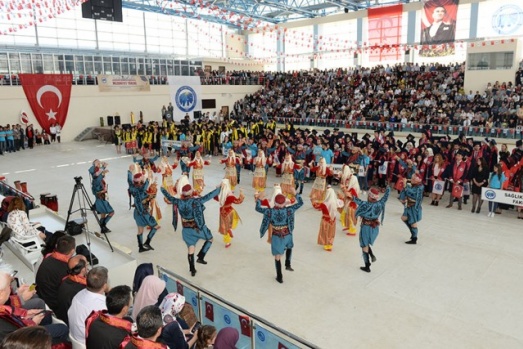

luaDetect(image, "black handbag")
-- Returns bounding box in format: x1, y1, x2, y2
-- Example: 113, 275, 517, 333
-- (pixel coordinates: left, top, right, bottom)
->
0, 226, 12, 245
76, 244, 99, 265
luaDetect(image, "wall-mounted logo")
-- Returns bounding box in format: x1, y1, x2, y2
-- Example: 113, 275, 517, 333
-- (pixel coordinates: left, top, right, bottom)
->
257, 330, 266, 342
223, 314, 231, 324
175, 86, 197, 112
485, 189, 496, 200
191, 296, 197, 306
492, 5, 523, 35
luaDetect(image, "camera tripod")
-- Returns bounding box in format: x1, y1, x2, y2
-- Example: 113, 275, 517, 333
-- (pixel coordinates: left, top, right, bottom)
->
64, 176, 114, 254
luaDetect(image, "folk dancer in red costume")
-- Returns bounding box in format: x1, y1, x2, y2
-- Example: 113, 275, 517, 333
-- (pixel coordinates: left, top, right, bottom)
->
159, 156, 179, 200
221, 149, 241, 190
252, 150, 268, 192
187, 151, 211, 195
309, 158, 333, 202
312, 187, 344, 251
280, 153, 296, 199
217, 179, 245, 248
339, 165, 360, 236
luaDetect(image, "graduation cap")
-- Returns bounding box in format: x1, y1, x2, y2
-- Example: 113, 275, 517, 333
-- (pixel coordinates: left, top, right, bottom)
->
324, 129, 331, 135
311, 130, 318, 135
440, 141, 449, 148
387, 131, 395, 138
452, 139, 461, 145
457, 150, 469, 157
396, 140, 404, 148
490, 139, 497, 145
333, 128, 340, 131
516, 140, 522, 147
473, 141, 481, 147
406, 134, 415, 141
466, 137, 473, 143
363, 133, 371, 140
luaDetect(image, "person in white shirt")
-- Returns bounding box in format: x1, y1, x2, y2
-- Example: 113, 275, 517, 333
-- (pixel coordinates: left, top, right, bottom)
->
7, 197, 46, 241
68, 266, 109, 344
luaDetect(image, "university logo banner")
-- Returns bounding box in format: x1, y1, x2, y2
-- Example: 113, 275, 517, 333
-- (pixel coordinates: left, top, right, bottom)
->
167, 76, 202, 122
19, 74, 72, 133
97, 75, 150, 92
421, 0, 459, 45
478, 0, 523, 38
367, 4, 403, 62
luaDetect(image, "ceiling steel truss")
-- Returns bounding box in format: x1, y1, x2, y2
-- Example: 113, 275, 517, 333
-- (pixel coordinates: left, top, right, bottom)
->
123, 0, 415, 29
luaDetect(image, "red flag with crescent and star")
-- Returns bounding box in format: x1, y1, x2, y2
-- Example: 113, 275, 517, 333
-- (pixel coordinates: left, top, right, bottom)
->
19, 74, 72, 133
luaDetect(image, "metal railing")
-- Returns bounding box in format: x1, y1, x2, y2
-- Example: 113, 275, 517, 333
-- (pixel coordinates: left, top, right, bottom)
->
157, 265, 319, 349
273, 117, 523, 140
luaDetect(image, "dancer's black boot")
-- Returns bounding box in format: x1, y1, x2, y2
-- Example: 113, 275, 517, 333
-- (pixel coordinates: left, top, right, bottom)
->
188, 254, 197, 276
275, 260, 283, 283
285, 249, 294, 271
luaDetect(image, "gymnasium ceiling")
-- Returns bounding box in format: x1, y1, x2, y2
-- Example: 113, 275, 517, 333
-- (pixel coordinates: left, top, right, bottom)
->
123, 0, 415, 29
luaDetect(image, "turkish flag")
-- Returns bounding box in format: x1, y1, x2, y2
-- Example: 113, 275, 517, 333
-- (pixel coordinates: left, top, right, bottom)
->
238, 315, 251, 337
19, 74, 72, 133
278, 343, 289, 349
176, 281, 184, 295
205, 301, 214, 322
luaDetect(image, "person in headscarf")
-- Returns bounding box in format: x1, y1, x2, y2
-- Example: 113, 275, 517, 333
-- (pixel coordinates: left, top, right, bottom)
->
146, 180, 162, 223
217, 179, 244, 248
132, 263, 154, 297
213, 327, 239, 349
312, 187, 344, 251
129, 173, 160, 252
280, 153, 297, 199
309, 157, 333, 202
161, 183, 221, 277
187, 151, 211, 194
399, 173, 424, 244
252, 150, 268, 192
347, 186, 391, 273
255, 192, 304, 284
339, 165, 361, 236
221, 149, 241, 190
159, 293, 198, 349
159, 156, 179, 198
88, 159, 114, 233
132, 275, 167, 320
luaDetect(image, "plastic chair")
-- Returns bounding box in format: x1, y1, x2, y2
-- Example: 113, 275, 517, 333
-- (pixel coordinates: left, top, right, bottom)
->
8, 234, 42, 253
69, 334, 86, 349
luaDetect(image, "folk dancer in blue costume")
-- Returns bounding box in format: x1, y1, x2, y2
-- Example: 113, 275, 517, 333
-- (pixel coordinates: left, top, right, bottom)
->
399, 173, 424, 244
293, 160, 306, 195
129, 173, 160, 253
254, 192, 304, 283
161, 183, 221, 277
133, 150, 159, 173
173, 141, 200, 175
348, 186, 391, 273
88, 159, 114, 233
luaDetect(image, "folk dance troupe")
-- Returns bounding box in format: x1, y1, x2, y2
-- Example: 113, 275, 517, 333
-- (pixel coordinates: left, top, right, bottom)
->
79, 119, 523, 283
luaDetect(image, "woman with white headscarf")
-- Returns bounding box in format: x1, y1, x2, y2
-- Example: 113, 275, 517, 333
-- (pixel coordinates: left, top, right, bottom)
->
188, 151, 211, 194
159, 156, 179, 198
132, 275, 167, 319
313, 187, 343, 251
252, 150, 268, 192
280, 153, 296, 199
221, 149, 240, 189
339, 165, 361, 236
309, 157, 333, 202
159, 293, 198, 349
218, 179, 244, 248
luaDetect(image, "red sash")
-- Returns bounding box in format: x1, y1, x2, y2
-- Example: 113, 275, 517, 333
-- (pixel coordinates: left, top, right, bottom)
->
120, 335, 167, 349
50, 251, 69, 263
66, 274, 87, 286
452, 161, 466, 181
86, 310, 132, 338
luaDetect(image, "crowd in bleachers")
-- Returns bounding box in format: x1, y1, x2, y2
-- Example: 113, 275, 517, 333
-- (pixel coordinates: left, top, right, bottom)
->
232, 63, 523, 130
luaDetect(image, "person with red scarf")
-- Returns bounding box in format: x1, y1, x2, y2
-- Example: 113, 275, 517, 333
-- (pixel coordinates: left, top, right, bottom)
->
35, 235, 76, 313
55, 255, 88, 324
445, 151, 468, 210
119, 306, 167, 349
86, 286, 133, 349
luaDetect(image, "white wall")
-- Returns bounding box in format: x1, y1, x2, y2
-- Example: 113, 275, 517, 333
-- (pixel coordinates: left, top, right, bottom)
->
0, 84, 261, 142
464, 39, 520, 93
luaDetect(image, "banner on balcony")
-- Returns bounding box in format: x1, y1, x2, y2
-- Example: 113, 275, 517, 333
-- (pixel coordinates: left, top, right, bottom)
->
421, 0, 459, 45
367, 4, 403, 62
168, 76, 202, 122
19, 74, 72, 133
97, 75, 150, 92
477, 0, 523, 38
